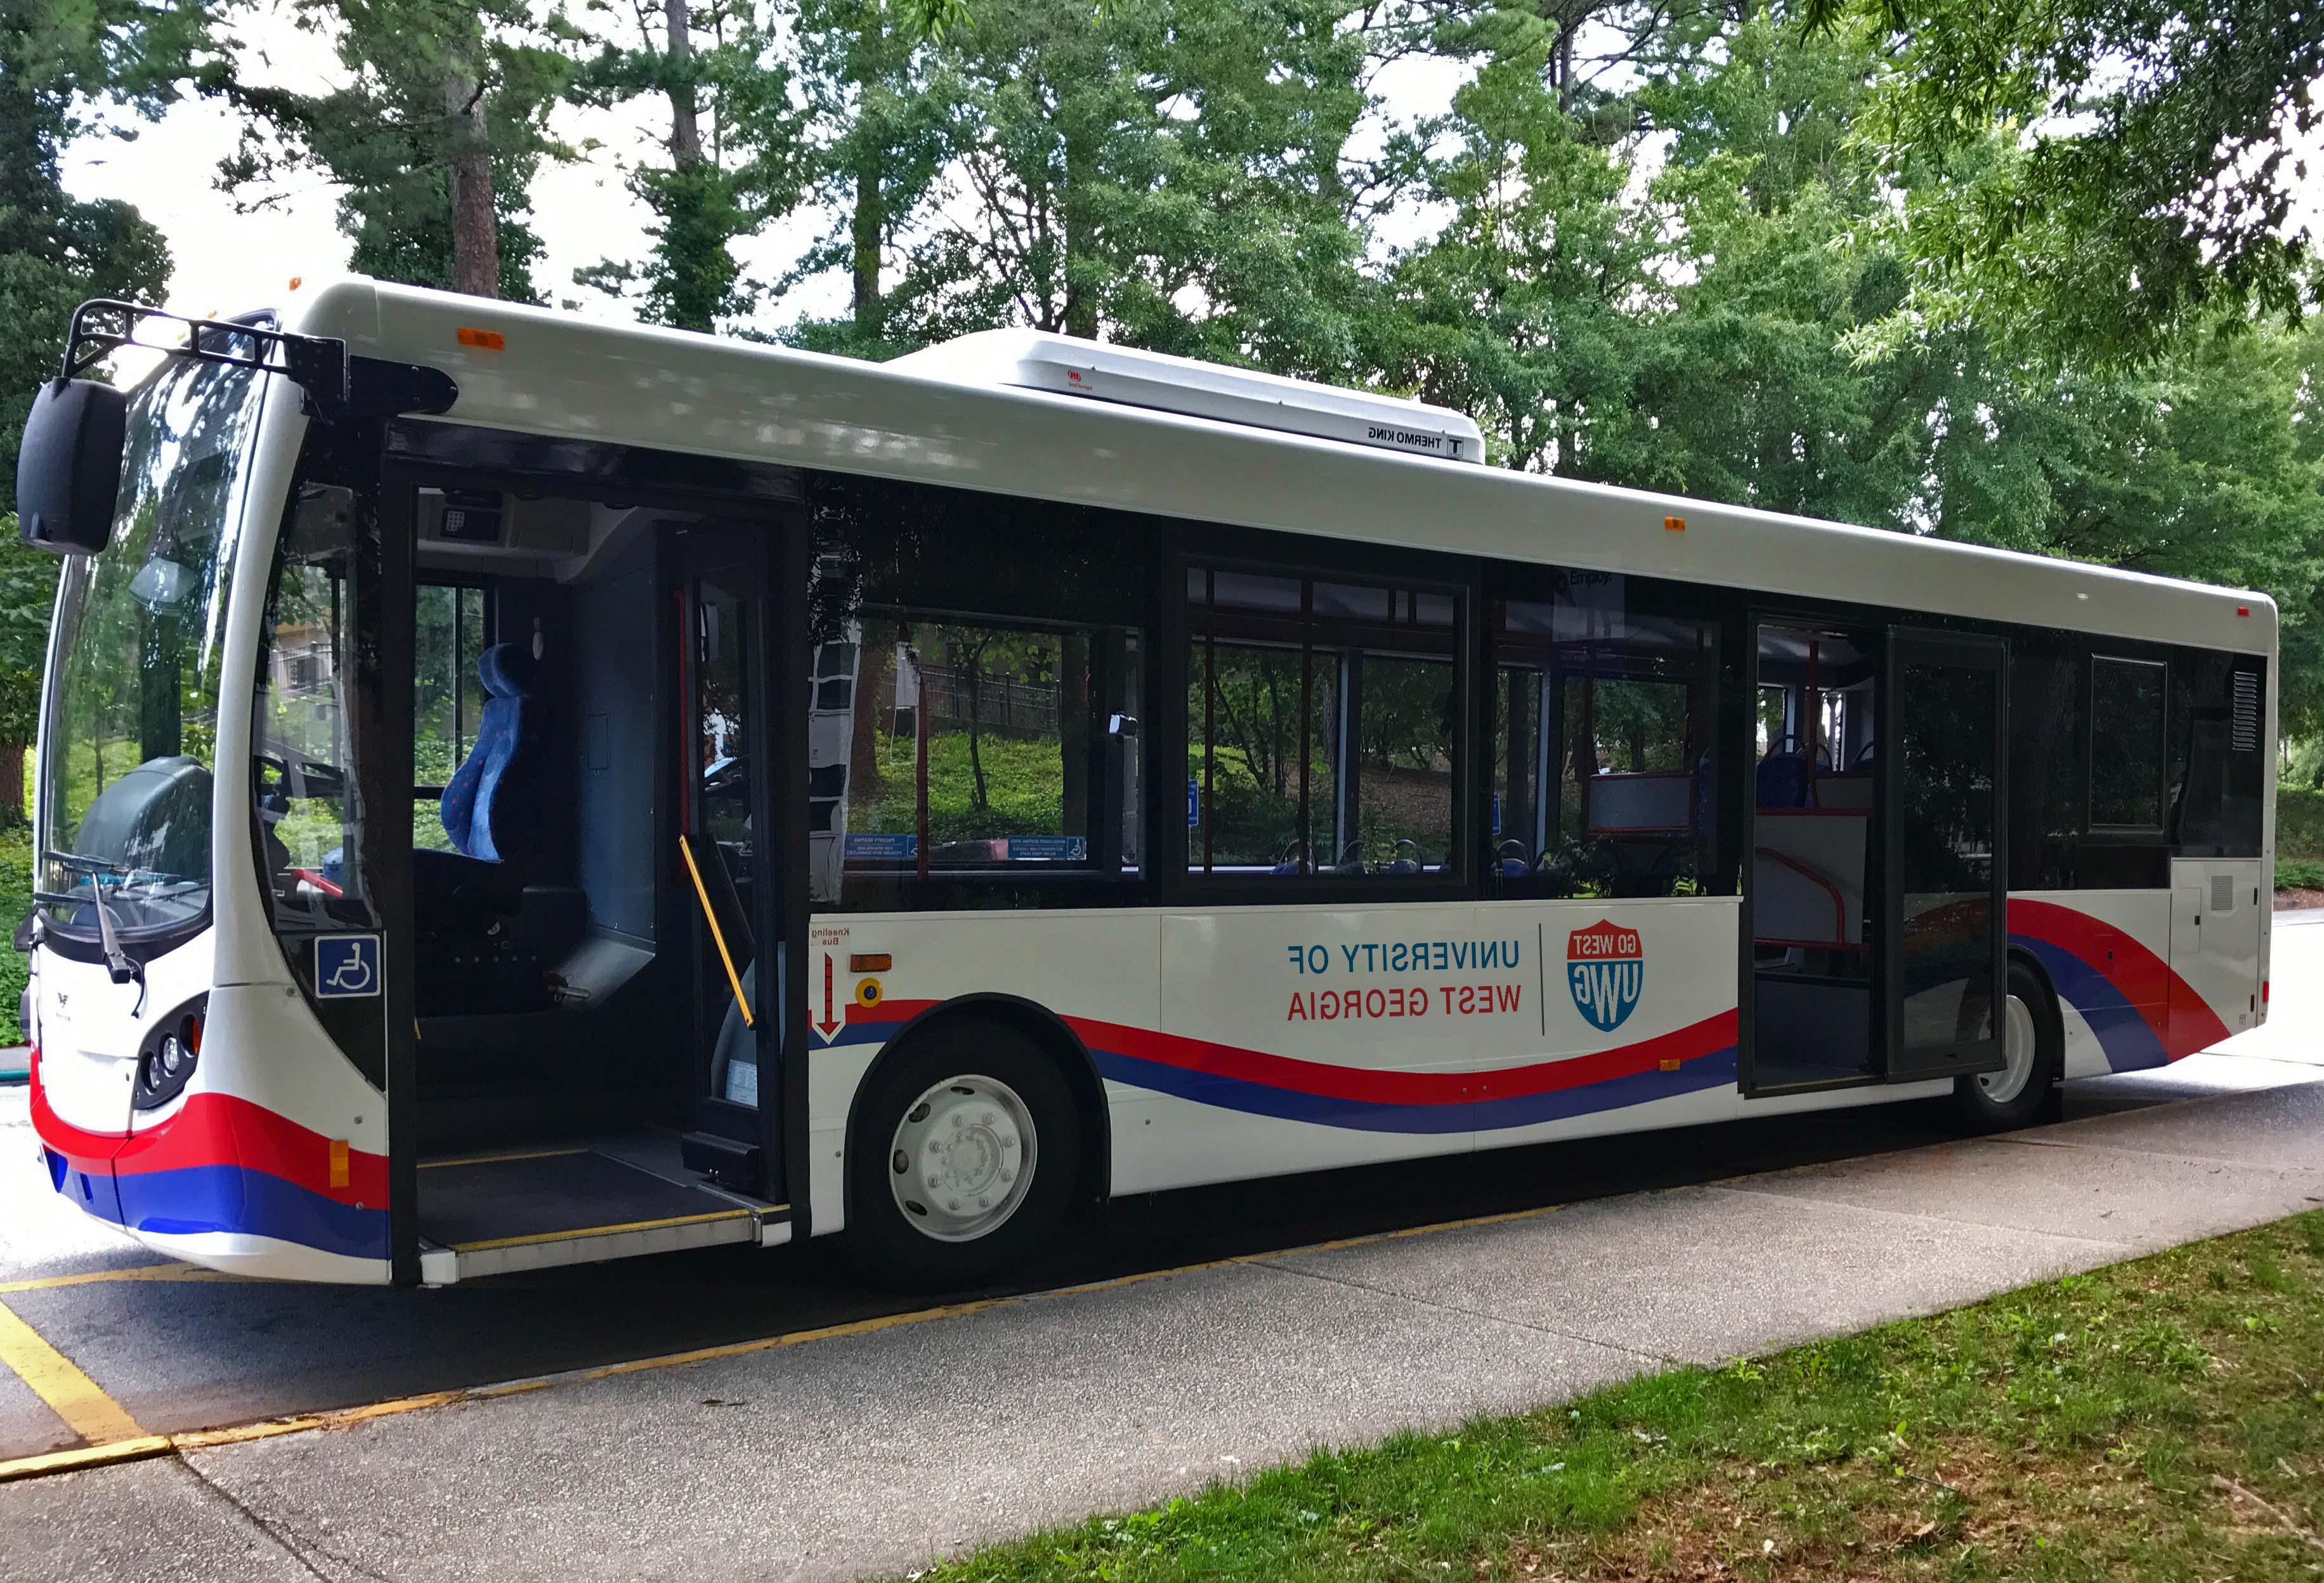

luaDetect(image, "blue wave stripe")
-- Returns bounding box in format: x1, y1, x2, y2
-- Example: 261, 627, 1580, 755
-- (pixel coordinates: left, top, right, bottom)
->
110, 1163, 389, 1261
1093, 1045, 1740, 1134
2009, 933, 2167, 1072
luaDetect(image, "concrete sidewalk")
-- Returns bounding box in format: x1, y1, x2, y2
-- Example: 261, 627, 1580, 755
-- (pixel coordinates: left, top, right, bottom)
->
8, 1057, 2321, 1583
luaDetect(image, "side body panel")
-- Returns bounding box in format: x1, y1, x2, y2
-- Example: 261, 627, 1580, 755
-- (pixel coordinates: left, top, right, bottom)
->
2007, 890, 2238, 1076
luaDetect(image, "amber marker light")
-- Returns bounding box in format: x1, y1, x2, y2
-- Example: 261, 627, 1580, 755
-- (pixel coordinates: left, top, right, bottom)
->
1664, 515, 1685, 532
457, 327, 506, 351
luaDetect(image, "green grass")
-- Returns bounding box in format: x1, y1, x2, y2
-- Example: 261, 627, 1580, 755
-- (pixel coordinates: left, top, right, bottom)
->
865, 728, 1074, 845
899, 1211, 2324, 1581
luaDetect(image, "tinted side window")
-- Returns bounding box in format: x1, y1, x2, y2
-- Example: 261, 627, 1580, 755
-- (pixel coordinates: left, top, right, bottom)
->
2172, 650, 2266, 857
2006, 642, 2083, 889
2089, 657, 2166, 831
1187, 566, 1460, 878
1492, 575, 1720, 899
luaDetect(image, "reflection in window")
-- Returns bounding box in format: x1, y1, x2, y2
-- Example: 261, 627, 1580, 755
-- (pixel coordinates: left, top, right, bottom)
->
2090, 656, 2165, 830
810, 615, 1140, 902
1492, 578, 1717, 897
254, 483, 365, 929
413, 583, 488, 853
1187, 566, 1458, 876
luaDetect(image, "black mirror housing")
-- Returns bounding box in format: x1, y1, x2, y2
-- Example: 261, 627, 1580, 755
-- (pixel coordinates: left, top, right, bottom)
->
17, 377, 127, 554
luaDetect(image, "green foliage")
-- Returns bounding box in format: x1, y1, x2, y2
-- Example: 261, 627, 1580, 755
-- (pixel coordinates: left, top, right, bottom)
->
1805, 0, 2324, 365
0, 818, 25, 1042
0, 0, 197, 503
2273, 786, 2324, 862
563, 0, 805, 331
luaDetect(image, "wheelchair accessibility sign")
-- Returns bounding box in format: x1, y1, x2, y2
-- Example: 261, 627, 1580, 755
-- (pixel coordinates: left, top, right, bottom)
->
314, 935, 382, 998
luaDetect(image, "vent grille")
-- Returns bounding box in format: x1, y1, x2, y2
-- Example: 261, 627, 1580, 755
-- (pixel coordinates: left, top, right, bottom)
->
2212, 874, 2236, 914
2231, 670, 2261, 752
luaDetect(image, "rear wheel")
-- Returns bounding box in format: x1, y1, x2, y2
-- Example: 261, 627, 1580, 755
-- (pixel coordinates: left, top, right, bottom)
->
1945, 959, 2060, 1133
846, 1018, 1083, 1290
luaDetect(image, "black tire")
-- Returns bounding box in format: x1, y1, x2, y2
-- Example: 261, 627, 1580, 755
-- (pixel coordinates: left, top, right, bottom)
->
1944, 959, 2062, 1133
845, 1017, 1084, 1291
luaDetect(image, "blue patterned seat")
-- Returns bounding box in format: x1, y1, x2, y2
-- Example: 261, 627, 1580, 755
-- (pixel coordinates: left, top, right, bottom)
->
440, 643, 540, 863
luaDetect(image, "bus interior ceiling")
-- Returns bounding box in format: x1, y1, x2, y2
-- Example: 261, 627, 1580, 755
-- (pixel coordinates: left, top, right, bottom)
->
1752, 624, 1879, 1089
409, 487, 694, 1153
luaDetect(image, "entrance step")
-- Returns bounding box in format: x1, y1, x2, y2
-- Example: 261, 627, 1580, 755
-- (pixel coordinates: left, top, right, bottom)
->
416, 1139, 788, 1284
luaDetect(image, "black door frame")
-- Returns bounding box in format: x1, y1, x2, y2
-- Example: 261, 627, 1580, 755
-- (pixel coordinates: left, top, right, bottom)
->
1881, 626, 2009, 1083
673, 520, 788, 1197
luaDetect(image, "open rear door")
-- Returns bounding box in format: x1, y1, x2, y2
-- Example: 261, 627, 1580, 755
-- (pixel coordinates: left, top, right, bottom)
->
1883, 629, 2007, 1081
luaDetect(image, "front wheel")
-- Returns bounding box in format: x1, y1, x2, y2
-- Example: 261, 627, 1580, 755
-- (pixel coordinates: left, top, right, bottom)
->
1945, 960, 2061, 1133
846, 1019, 1083, 1291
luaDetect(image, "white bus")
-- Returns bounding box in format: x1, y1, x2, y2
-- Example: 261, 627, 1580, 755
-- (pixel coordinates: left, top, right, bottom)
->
15, 282, 2272, 1288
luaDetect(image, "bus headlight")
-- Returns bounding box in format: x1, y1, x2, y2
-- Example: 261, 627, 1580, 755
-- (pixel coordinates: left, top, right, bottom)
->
134, 1000, 206, 1112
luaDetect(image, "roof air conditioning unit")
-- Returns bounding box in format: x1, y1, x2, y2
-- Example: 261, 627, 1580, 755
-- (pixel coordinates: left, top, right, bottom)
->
891, 330, 1485, 464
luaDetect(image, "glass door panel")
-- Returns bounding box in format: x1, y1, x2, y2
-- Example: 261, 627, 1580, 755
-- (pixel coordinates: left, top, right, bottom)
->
1884, 630, 2006, 1079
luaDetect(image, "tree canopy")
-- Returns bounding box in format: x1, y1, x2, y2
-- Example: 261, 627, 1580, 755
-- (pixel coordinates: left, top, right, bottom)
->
6, 0, 2321, 731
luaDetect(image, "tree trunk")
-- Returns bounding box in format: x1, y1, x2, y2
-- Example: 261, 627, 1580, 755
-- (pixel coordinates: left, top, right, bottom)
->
0, 743, 24, 829
847, 13, 885, 338
1061, 117, 1099, 339
444, 70, 500, 298
665, 0, 703, 166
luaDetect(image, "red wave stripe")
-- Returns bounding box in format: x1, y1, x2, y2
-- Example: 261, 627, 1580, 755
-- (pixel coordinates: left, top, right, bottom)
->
1071, 1010, 1736, 1106
32, 1057, 388, 1204
2006, 897, 2227, 1058
844, 996, 1737, 1106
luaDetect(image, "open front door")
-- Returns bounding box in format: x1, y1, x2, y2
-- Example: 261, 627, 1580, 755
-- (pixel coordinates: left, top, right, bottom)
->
676, 524, 787, 1198
1883, 629, 2007, 1081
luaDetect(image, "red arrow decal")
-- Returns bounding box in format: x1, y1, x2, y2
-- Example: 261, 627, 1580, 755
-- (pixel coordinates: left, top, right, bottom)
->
816, 952, 842, 1036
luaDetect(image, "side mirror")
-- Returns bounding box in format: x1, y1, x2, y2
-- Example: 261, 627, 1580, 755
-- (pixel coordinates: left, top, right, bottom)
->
17, 377, 127, 555
1107, 713, 1140, 739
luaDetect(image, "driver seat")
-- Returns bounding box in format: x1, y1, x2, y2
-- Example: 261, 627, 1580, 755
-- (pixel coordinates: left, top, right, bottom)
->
441, 642, 542, 863
415, 642, 543, 922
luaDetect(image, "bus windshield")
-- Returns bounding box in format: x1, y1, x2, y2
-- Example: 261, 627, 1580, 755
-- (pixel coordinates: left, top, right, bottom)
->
37, 354, 270, 945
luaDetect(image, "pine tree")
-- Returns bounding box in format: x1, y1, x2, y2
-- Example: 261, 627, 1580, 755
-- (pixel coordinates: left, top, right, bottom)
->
566, 0, 806, 332
221, 1, 570, 301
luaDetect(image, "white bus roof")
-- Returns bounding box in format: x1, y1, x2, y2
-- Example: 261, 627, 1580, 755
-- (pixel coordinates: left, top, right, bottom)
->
282, 276, 2273, 656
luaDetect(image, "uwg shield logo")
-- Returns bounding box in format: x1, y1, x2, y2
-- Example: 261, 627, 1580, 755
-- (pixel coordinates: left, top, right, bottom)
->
1567, 920, 1643, 1033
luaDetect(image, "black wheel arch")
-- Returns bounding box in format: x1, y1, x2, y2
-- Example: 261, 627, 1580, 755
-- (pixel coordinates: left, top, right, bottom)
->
842, 993, 1113, 1208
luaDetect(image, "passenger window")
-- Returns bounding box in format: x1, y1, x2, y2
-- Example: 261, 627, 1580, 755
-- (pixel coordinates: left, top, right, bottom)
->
1493, 578, 1718, 897
812, 614, 1141, 902
1187, 565, 1458, 877
2089, 656, 2166, 831
413, 582, 489, 852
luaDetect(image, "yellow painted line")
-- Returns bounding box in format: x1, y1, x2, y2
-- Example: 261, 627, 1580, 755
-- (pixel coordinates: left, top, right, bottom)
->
420, 1147, 589, 1170
0, 1195, 1570, 1483
0, 1296, 148, 1445
0, 1263, 251, 1294
449, 1207, 749, 1253
0, 1436, 172, 1483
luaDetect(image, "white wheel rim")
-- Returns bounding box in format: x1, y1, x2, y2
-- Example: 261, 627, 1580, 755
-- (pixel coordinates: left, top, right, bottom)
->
1981, 993, 2038, 1104
888, 1074, 1037, 1243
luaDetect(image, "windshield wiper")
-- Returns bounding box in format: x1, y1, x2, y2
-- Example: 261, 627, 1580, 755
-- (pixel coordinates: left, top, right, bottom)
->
43, 851, 144, 987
